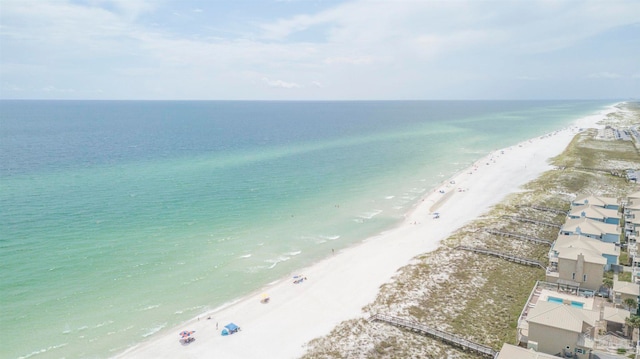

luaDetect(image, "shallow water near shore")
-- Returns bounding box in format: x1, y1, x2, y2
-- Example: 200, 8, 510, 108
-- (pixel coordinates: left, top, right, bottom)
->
0, 100, 614, 358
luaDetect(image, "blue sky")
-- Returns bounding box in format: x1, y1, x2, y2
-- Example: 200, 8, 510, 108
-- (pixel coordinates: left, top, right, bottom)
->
1, 0, 638, 100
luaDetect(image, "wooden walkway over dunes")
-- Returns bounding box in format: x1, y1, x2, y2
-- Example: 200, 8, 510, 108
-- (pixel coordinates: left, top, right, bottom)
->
502, 215, 562, 229
368, 314, 498, 358
517, 204, 568, 216
485, 229, 553, 246
455, 246, 547, 270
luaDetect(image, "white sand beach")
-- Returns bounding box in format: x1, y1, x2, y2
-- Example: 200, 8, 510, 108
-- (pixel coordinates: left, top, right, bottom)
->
114, 113, 605, 358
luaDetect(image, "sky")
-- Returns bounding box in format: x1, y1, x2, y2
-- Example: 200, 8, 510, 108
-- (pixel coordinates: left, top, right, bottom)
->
1, 0, 639, 100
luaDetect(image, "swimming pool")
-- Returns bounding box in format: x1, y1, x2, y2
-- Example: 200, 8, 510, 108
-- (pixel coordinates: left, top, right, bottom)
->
547, 296, 584, 308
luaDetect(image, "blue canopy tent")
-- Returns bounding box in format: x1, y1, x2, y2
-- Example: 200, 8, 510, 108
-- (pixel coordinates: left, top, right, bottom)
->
221, 323, 240, 336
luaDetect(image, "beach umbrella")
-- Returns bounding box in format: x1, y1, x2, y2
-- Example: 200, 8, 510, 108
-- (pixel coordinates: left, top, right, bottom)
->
179, 330, 195, 338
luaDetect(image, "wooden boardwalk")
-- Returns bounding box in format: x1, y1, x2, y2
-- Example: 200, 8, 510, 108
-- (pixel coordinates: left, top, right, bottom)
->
368, 313, 498, 358
456, 245, 546, 270
502, 215, 562, 228
517, 204, 568, 216
485, 229, 552, 246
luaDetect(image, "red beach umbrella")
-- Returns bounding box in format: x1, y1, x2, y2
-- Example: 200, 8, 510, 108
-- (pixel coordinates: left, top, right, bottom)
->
179, 330, 195, 338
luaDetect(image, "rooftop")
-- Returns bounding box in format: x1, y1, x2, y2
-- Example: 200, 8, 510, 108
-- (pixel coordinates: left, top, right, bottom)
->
495, 343, 558, 359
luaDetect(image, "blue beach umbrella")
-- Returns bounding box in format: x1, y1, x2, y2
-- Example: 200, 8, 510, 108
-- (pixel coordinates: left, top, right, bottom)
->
179, 330, 195, 338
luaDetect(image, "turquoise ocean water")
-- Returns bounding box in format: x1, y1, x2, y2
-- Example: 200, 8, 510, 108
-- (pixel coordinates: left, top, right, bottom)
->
0, 100, 615, 358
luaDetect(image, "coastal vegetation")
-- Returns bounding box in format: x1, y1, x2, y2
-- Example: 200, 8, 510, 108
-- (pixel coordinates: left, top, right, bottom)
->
302, 103, 639, 358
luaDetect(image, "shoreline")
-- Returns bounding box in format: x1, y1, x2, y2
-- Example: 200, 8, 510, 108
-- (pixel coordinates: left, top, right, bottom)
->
113, 108, 610, 358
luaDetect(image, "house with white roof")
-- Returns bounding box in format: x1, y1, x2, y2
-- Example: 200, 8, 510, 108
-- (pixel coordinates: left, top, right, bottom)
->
613, 279, 640, 310
602, 306, 631, 334
495, 343, 558, 359
526, 301, 598, 358
560, 217, 620, 243
572, 194, 619, 210
628, 190, 640, 200
567, 204, 620, 225
624, 198, 640, 215
548, 234, 618, 271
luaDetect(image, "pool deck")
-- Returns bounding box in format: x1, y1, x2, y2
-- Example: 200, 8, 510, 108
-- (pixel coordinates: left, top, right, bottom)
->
517, 281, 603, 345
538, 289, 595, 310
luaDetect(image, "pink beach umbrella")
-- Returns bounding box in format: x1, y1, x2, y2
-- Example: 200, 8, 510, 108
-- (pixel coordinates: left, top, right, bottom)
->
179, 330, 195, 338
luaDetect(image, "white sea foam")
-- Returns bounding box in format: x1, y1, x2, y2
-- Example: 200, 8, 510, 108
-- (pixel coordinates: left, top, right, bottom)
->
141, 323, 167, 338
239, 254, 252, 259
244, 265, 268, 273
95, 320, 114, 328
319, 234, 340, 240
357, 209, 382, 220
18, 343, 68, 359
140, 304, 160, 311
265, 256, 291, 269
385, 195, 395, 199
286, 250, 302, 256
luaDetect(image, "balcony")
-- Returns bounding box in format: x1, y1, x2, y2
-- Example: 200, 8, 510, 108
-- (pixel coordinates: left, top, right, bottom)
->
578, 333, 595, 349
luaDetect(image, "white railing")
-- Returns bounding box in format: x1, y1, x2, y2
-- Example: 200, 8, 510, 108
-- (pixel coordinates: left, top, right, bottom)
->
578, 333, 595, 349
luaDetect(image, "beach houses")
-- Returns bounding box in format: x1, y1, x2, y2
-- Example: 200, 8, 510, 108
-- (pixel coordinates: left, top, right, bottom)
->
623, 191, 640, 282
545, 244, 606, 291
547, 233, 618, 272
525, 300, 598, 358
624, 196, 640, 241
602, 307, 631, 334
516, 282, 638, 358
549, 234, 620, 271
571, 194, 620, 210
560, 217, 621, 243
613, 279, 640, 310
567, 205, 620, 225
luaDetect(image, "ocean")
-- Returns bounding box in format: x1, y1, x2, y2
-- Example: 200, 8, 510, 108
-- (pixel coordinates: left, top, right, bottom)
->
0, 100, 615, 358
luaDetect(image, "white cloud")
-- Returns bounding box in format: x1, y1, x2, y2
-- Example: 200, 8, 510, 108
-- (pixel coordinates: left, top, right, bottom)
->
1, 0, 639, 99
262, 77, 301, 89
588, 72, 621, 79
42, 85, 75, 93
516, 75, 539, 81
324, 56, 373, 65
104, 0, 156, 20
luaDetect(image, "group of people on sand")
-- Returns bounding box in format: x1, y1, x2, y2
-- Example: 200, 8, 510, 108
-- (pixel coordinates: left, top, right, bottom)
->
293, 276, 307, 284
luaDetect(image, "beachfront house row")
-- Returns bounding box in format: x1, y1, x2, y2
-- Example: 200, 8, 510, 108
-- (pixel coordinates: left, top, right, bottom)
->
571, 194, 620, 211
526, 301, 598, 358
567, 205, 620, 225
625, 214, 640, 240
560, 217, 620, 244
625, 198, 640, 241
548, 234, 618, 271
546, 247, 606, 291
